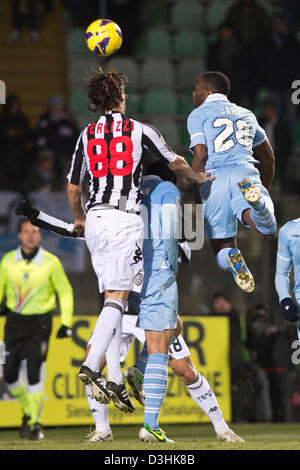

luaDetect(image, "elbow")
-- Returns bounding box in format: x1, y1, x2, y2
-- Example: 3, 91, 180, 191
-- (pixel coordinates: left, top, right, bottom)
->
67, 182, 81, 195
168, 155, 186, 172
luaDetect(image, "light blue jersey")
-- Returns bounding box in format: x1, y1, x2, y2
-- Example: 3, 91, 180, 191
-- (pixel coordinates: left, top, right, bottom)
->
187, 93, 274, 240
141, 176, 181, 272
187, 93, 266, 171
131, 175, 180, 332
275, 219, 300, 305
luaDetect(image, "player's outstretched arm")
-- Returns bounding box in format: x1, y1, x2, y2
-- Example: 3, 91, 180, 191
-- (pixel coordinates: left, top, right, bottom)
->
15, 200, 84, 239
168, 154, 214, 185
253, 138, 275, 190
141, 122, 214, 185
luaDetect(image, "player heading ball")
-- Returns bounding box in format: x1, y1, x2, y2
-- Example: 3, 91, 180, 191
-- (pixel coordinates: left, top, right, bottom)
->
66, 67, 215, 411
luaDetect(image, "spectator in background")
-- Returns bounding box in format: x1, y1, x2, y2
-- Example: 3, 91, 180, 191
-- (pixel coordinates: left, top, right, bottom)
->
279, 0, 300, 33
253, 15, 300, 124
211, 291, 241, 372
62, 0, 98, 27
258, 100, 293, 189
210, 291, 243, 422
246, 304, 273, 422
247, 304, 297, 422
9, 0, 40, 42
206, 23, 249, 105
107, 0, 141, 54
35, 95, 79, 176
262, 324, 296, 422
22, 148, 63, 193
226, 0, 270, 47
0, 94, 32, 190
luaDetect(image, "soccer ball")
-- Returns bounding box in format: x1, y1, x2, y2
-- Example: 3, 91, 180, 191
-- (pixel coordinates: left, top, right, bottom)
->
85, 19, 123, 56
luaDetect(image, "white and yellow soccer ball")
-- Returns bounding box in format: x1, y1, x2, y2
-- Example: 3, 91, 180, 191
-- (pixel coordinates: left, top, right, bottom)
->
85, 19, 123, 56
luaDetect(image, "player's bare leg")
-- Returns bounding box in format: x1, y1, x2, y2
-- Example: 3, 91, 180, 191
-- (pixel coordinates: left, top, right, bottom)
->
241, 208, 276, 240
210, 238, 255, 293
169, 355, 244, 443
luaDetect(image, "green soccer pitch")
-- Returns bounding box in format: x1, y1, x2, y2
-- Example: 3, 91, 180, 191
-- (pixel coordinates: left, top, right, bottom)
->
1, 423, 300, 450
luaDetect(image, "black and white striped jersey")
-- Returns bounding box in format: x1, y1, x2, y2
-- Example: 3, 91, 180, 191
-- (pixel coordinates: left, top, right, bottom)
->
67, 112, 177, 212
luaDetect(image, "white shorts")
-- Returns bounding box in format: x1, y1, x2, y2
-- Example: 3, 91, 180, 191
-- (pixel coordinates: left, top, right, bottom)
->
85, 208, 144, 293
120, 314, 145, 362
88, 315, 190, 363
169, 334, 190, 360
118, 315, 190, 362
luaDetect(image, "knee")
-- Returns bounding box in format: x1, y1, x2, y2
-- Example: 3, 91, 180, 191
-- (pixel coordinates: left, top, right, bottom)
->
182, 368, 198, 384
258, 231, 277, 240
175, 316, 182, 337
3, 364, 19, 384
27, 359, 42, 385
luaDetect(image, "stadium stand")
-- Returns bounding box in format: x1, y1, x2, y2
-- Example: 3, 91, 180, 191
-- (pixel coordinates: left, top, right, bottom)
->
170, 1, 204, 29
140, 57, 175, 89
143, 89, 178, 115
135, 28, 172, 56
0, 1, 68, 126
106, 56, 140, 89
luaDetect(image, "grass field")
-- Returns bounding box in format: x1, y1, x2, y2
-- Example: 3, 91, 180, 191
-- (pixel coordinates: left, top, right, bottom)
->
0, 423, 300, 451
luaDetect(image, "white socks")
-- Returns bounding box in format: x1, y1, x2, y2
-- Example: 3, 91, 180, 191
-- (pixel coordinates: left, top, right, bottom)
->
106, 322, 123, 385
187, 374, 229, 436
84, 298, 125, 373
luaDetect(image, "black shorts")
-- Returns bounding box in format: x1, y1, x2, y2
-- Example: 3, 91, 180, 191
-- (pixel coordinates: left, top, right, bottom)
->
4, 310, 52, 363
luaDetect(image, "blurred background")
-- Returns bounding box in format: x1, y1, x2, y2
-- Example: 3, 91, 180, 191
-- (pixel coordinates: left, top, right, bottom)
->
0, 0, 300, 423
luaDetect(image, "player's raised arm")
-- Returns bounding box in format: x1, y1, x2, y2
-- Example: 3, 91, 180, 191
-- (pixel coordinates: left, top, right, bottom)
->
15, 200, 83, 239
168, 154, 214, 184
66, 130, 87, 237
253, 137, 275, 191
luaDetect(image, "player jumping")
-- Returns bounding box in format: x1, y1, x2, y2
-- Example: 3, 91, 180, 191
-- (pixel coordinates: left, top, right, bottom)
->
15, 179, 243, 444
188, 71, 276, 292
66, 68, 214, 412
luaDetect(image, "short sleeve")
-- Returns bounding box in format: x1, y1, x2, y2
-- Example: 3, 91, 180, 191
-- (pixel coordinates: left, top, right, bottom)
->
67, 130, 87, 185
252, 115, 266, 148
141, 123, 177, 164
187, 111, 207, 150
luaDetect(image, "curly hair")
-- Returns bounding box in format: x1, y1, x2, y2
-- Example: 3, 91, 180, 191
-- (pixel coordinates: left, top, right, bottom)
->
85, 67, 128, 114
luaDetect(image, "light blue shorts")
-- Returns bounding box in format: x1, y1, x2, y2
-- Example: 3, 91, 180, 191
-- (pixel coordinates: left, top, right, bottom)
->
200, 162, 274, 239
132, 267, 178, 332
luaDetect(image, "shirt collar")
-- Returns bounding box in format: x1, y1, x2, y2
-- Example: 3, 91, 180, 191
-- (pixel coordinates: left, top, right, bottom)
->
203, 93, 229, 105
15, 246, 44, 266
143, 175, 162, 182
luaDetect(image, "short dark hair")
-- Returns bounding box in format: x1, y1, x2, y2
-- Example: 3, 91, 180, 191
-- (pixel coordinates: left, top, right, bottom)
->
145, 160, 177, 184
85, 67, 128, 114
212, 290, 232, 303
18, 218, 33, 232
198, 71, 231, 96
